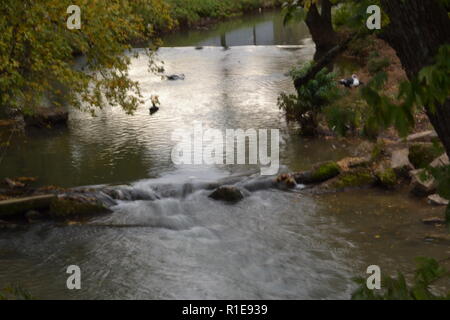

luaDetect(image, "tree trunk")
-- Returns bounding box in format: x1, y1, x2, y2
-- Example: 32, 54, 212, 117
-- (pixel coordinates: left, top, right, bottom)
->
380, 0, 450, 156
305, 0, 338, 59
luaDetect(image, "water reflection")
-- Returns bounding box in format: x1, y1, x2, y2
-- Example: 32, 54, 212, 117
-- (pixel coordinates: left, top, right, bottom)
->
163, 10, 311, 47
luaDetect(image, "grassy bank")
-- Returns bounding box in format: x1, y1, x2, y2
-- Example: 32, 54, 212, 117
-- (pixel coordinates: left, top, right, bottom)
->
165, 0, 283, 28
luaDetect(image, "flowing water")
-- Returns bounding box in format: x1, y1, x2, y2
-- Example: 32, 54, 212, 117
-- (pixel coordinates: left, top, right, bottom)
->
0, 10, 448, 299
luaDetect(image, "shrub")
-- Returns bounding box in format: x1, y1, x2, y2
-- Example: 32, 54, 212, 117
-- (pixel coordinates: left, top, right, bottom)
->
352, 257, 450, 300
278, 63, 342, 136
368, 56, 391, 75
325, 104, 359, 136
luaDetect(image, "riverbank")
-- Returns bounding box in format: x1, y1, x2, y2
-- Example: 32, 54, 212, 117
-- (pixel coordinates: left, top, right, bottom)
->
165, 0, 283, 29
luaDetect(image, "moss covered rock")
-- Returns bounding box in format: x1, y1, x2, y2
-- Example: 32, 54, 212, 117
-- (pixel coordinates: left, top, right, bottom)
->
311, 161, 341, 181
408, 143, 442, 169
325, 168, 375, 190
375, 168, 398, 189
410, 169, 437, 197
294, 161, 340, 184
49, 197, 110, 218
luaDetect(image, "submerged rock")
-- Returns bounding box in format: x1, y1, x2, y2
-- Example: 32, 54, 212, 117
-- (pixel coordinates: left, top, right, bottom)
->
209, 186, 244, 203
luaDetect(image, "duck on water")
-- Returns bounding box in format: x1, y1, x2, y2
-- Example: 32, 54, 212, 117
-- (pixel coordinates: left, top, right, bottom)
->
149, 95, 160, 115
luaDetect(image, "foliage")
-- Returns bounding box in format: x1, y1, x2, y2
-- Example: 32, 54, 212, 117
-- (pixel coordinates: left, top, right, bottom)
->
408, 143, 444, 169
360, 45, 450, 199
0, 0, 173, 116
332, 2, 354, 29
324, 98, 367, 136
352, 257, 450, 300
278, 63, 342, 135
167, 0, 282, 26
361, 45, 450, 139
367, 54, 390, 75
130, 0, 175, 34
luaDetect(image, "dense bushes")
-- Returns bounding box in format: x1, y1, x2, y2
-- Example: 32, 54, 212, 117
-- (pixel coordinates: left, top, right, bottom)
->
352, 257, 450, 300
278, 64, 340, 136
0, 0, 173, 115
278, 63, 342, 136
165, 0, 282, 27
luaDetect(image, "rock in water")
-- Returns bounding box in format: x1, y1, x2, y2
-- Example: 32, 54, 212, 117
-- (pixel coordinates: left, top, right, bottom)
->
275, 173, 297, 189
410, 169, 436, 197
390, 148, 413, 176
430, 153, 449, 168
375, 168, 398, 189
427, 194, 449, 206
209, 186, 244, 203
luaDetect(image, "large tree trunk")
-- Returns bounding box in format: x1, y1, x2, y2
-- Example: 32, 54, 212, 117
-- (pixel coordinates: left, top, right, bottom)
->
306, 0, 338, 59
380, 0, 450, 156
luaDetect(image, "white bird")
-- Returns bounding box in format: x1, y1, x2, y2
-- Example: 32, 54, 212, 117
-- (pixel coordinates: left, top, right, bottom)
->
339, 74, 363, 88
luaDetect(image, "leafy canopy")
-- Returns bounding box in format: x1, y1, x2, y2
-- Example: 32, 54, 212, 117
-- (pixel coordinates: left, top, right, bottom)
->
0, 0, 173, 115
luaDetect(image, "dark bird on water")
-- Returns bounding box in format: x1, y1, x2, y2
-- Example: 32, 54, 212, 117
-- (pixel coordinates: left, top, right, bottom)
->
339, 74, 363, 88
166, 74, 185, 81
149, 95, 160, 115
